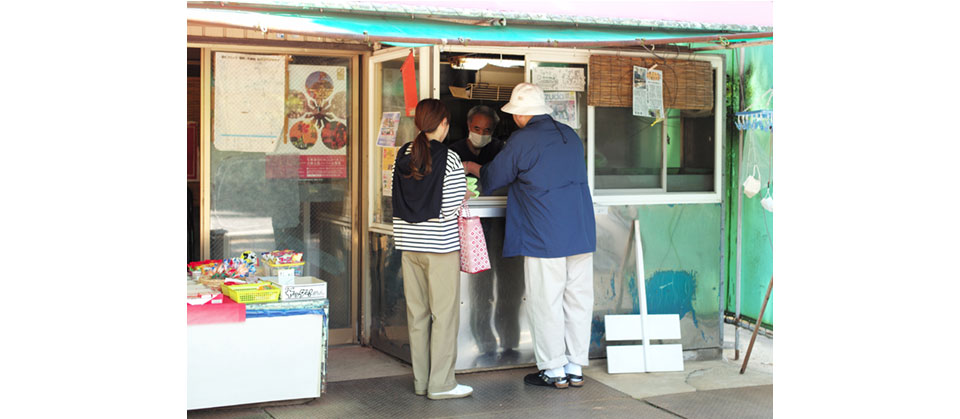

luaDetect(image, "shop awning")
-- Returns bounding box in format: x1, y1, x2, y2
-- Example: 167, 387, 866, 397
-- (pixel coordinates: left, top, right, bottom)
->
186, 7, 772, 48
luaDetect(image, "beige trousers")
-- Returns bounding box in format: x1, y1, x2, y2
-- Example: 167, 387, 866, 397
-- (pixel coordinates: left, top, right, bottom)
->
401, 251, 461, 394
523, 253, 594, 370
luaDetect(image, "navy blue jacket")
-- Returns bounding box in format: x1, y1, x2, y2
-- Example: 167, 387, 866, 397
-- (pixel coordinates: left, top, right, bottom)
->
479, 115, 596, 258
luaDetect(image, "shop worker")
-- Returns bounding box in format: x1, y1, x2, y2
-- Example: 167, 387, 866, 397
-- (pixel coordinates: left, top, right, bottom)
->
450, 105, 523, 361
392, 99, 475, 400
448, 105, 504, 166
463, 83, 596, 389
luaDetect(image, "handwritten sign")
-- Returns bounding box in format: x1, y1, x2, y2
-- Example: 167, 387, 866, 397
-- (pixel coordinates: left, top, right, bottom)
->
533, 67, 585, 92
213, 52, 286, 152
284, 286, 326, 300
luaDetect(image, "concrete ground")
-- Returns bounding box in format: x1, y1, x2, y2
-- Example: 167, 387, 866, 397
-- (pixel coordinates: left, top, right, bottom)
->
582, 323, 772, 400
188, 322, 772, 418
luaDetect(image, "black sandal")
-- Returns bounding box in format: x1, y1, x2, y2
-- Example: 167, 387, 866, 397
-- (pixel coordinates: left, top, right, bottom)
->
524, 370, 569, 389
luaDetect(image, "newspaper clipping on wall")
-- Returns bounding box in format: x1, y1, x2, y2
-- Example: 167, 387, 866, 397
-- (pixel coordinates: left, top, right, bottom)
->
632, 66, 664, 120
544, 91, 580, 129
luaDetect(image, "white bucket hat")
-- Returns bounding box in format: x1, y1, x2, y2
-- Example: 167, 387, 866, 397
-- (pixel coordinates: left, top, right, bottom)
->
501, 83, 552, 115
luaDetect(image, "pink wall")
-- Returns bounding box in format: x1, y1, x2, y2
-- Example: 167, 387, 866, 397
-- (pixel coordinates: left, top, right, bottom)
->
364, 1, 773, 27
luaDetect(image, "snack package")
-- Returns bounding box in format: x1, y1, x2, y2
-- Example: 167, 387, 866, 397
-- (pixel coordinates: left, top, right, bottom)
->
260, 250, 304, 265
189, 256, 258, 281
466, 177, 479, 197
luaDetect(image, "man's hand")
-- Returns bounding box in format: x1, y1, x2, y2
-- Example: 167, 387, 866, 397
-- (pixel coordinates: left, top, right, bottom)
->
463, 161, 482, 177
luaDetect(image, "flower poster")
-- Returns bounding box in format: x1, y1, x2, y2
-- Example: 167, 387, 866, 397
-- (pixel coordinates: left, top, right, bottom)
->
545, 92, 579, 129
272, 64, 349, 178
213, 52, 286, 152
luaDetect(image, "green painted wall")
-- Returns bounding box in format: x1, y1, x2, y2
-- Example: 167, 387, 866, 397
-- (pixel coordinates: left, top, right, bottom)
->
592, 203, 724, 352
635, 204, 723, 346
709, 45, 774, 328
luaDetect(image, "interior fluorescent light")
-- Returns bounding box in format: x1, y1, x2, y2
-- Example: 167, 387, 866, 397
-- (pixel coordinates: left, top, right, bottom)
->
451, 58, 525, 70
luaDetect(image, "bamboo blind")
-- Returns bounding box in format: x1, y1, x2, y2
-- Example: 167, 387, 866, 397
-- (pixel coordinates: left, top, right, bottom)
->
588, 55, 714, 110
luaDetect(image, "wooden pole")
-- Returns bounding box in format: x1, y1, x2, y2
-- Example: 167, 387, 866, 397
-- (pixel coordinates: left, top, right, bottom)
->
740, 276, 773, 374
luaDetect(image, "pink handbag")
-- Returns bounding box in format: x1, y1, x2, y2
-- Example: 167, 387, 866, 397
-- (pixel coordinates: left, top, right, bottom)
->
459, 203, 491, 274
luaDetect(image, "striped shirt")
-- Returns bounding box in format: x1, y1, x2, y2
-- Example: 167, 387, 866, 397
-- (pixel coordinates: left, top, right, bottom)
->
393, 147, 467, 253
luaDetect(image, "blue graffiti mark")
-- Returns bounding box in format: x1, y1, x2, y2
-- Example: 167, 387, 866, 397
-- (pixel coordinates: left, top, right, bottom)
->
626, 275, 640, 313
590, 315, 606, 349
645, 270, 697, 328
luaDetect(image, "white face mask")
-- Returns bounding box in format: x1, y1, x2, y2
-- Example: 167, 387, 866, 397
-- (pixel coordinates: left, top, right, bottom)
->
742, 165, 762, 198
761, 195, 774, 212
761, 186, 774, 212
468, 131, 492, 148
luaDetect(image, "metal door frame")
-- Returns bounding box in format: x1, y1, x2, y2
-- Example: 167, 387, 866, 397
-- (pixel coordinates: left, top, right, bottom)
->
191, 42, 362, 345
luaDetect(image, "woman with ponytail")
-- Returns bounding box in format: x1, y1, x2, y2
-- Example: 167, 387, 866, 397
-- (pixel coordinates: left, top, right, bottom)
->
391, 99, 474, 400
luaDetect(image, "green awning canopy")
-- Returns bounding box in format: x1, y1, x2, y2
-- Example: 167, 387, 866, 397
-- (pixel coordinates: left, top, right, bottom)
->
187, 8, 771, 46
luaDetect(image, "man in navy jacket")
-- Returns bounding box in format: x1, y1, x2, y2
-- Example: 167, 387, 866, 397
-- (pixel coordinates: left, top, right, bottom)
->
464, 83, 596, 389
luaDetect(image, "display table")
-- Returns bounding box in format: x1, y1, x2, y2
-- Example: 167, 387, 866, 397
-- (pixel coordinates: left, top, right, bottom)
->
187, 299, 329, 410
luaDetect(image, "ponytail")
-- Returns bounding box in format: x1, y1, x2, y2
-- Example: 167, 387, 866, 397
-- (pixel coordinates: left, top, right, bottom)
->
405, 131, 431, 181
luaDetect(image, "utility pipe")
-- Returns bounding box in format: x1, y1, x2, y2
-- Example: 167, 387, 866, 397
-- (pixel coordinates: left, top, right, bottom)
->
187, 16, 772, 49
691, 40, 773, 51
734, 49, 745, 361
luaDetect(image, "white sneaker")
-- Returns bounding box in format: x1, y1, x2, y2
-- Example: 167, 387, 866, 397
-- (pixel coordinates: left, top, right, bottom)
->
427, 384, 473, 400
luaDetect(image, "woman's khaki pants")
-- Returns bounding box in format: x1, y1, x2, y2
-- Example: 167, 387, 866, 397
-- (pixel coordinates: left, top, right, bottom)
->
401, 250, 461, 394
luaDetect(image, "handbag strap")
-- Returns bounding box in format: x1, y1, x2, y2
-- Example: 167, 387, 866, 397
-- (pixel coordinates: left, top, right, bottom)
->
459, 201, 471, 218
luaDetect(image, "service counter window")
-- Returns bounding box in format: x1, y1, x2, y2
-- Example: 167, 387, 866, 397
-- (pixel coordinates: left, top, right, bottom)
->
441, 50, 592, 214
438, 51, 527, 201
367, 47, 724, 226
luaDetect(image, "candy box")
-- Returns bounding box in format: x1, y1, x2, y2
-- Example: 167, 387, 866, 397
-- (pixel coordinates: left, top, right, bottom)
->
259, 260, 305, 281
187, 280, 223, 306
263, 276, 328, 301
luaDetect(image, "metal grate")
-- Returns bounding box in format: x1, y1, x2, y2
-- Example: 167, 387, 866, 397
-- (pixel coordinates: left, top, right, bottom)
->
644, 384, 773, 419
258, 369, 675, 419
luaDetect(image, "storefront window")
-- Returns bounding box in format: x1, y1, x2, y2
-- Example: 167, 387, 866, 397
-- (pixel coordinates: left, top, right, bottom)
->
594, 107, 664, 190
589, 59, 722, 201
209, 52, 354, 329
666, 108, 716, 192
